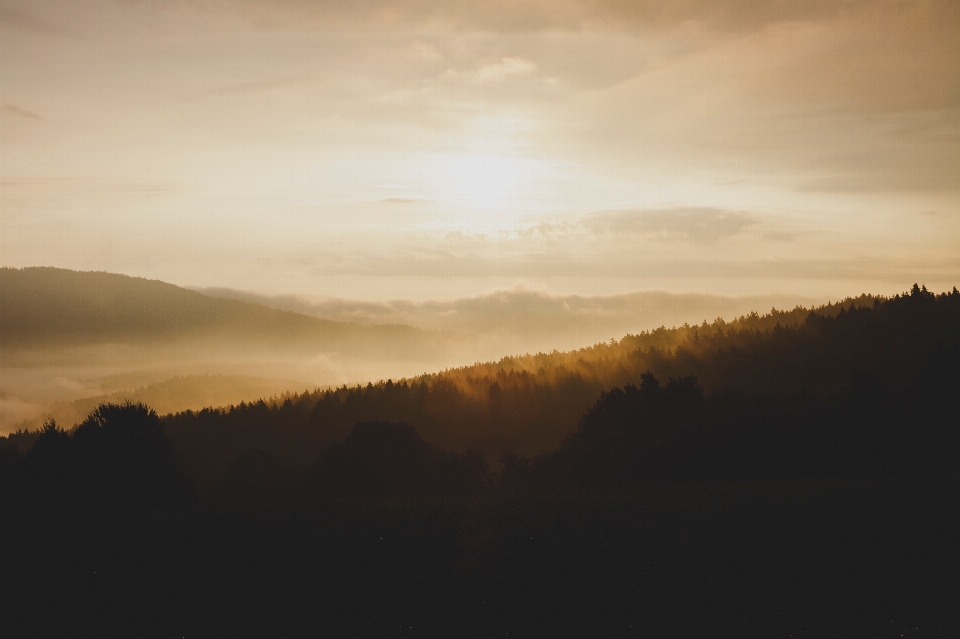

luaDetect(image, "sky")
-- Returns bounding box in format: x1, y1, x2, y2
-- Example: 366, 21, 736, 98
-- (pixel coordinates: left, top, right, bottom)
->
2, 0, 958, 302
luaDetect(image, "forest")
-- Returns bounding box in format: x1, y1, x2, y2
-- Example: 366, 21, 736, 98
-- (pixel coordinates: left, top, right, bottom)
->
1, 285, 957, 636
150, 287, 950, 489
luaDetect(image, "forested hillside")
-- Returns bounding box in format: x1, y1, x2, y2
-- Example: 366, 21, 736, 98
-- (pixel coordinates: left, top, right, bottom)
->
158, 286, 952, 489
2, 285, 957, 636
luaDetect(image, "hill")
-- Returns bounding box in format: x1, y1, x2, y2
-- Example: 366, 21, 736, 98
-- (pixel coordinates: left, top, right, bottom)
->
2, 286, 957, 636
0, 267, 436, 358
160, 287, 950, 489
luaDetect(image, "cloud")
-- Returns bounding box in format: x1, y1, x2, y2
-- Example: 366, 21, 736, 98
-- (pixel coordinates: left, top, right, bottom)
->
197, 78, 307, 98
0, 104, 42, 120
262, 245, 960, 284
584, 207, 757, 243
798, 170, 960, 193
208, 0, 955, 36
380, 197, 432, 205
0, 5, 64, 36
762, 231, 802, 242
409, 41, 442, 61
474, 57, 536, 82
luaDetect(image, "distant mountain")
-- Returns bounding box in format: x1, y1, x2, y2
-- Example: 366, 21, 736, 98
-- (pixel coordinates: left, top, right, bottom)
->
0, 267, 439, 358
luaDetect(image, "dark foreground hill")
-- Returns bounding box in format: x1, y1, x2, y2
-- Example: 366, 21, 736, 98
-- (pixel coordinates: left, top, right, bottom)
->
1, 286, 958, 635
2, 407, 957, 636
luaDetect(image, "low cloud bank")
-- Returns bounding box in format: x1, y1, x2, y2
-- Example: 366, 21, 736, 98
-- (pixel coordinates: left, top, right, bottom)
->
583, 207, 757, 243
197, 287, 820, 353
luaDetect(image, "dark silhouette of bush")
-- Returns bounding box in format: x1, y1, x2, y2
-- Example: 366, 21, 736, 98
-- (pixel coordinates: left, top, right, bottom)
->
72, 402, 194, 507
305, 421, 488, 498
2, 402, 194, 508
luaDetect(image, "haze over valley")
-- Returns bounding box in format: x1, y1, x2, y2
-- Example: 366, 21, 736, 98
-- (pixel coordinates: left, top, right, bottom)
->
2, 266, 820, 432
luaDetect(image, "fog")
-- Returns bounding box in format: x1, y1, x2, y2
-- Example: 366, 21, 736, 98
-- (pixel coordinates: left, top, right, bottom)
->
0, 334, 470, 434
0, 267, 455, 433
196, 286, 820, 355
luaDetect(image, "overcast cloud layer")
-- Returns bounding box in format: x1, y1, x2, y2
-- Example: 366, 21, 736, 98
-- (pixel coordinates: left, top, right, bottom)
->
1, 0, 958, 300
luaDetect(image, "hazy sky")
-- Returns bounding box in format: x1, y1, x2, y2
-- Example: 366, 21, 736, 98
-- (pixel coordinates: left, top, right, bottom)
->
2, 0, 958, 300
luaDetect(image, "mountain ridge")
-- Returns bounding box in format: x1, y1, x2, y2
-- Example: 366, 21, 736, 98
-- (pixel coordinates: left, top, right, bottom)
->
0, 267, 436, 353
